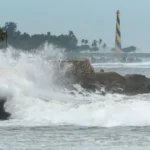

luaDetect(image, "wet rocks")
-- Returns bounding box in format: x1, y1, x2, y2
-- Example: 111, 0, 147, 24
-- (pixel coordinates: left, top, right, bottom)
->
124, 74, 150, 94
52, 59, 150, 95
0, 98, 10, 120
52, 58, 96, 86
95, 72, 126, 94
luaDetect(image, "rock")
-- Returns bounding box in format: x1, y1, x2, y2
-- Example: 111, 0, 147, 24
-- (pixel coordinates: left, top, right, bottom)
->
52, 59, 150, 95
95, 72, 126, 93
95, 73, 150, 94
0, 98, 10, 120
52, 58, 96, 86
124, 74, 150, 94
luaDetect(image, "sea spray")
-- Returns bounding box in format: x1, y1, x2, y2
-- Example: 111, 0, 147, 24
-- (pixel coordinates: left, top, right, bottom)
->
0, 46, 150, 127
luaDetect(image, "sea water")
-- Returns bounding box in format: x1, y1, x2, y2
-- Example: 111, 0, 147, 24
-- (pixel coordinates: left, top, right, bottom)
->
0, 46, 150, 150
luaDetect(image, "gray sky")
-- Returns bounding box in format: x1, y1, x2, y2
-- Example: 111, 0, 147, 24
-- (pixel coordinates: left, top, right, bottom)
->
1, 0, 150, 51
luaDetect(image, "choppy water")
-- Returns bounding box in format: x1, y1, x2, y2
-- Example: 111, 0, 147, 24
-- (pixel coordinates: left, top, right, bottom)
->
1, 126, 150, 150
1, 46, 150, 150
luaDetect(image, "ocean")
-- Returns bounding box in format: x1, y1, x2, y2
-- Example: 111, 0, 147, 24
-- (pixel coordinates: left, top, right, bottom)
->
1, 47, 150, 150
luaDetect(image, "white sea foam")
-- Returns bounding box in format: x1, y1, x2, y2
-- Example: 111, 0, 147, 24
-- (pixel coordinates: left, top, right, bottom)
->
0, 46, 150, 127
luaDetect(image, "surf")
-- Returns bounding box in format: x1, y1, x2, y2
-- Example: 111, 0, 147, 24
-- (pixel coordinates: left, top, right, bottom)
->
0, 45, 150, 127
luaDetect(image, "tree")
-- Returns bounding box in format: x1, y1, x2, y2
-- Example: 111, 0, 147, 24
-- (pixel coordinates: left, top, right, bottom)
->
102, 43, 107, 49
84, 39, 88, 45
4, 22, 17, 38
0, 28, 7, 46
67, 30, 78, 50
15, 31, 21, 37
68, 30, 74, 38
0, 21, 107, 51
91, 40, 97, 48
81, 39, 85, 45
21, 32, 30, 40
99, 39, 102, 47
47, 32, 51, 37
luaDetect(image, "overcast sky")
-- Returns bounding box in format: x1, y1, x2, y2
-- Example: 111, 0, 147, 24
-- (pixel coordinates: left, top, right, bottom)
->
0, 0, 150, 51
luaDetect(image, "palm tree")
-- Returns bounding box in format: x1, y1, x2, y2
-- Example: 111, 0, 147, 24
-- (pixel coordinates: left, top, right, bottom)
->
81, 39, 85, 45
84, 39, 88, 45
91, 40, 97, 48
102, 43, 107, 49
68, 30, 74, 38
0, 28, 7, 47
4, 22, 17, 38
47, 32, 51, 37
99, 39, 102, 48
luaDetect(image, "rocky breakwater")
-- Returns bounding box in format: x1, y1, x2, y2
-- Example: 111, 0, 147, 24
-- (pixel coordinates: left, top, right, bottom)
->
52, 59, 150, 95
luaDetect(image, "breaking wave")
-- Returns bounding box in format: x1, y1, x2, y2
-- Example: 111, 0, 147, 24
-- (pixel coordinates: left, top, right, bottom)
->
0, 45, 150, 127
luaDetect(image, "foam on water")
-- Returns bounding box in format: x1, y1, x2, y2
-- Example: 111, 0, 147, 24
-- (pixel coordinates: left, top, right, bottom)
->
0, 46, 150, 127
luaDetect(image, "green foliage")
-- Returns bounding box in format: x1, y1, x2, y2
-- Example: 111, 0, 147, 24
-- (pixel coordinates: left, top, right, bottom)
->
0, 27, 7, 48
0, 21, 107, 51
0, 28, 7, 41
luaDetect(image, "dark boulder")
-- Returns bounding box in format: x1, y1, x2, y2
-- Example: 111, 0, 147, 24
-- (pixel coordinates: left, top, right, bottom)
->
52, 59, 150, 95
95, 72, 126, 93
0, 98, 11, 120
124, 74, 150, 94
